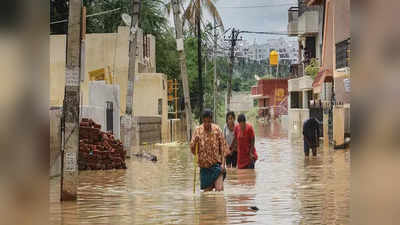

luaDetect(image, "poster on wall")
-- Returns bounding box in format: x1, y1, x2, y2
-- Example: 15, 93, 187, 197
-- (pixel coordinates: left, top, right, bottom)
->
344, 78, 351, 92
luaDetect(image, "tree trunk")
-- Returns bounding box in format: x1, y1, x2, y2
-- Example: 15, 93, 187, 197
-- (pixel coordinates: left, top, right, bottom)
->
61, 0, 82, 201
172, 0, 193, 141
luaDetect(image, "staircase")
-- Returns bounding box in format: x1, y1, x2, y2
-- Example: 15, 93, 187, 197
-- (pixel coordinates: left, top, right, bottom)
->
276, 95, 289, 116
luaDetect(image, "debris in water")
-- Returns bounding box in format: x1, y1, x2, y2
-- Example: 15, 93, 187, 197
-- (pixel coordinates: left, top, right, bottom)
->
249, 206, 259, 211
133, 152, 158, 162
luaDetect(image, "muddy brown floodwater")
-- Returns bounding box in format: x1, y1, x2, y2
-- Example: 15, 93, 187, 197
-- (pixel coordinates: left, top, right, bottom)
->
50, 121, 350, 225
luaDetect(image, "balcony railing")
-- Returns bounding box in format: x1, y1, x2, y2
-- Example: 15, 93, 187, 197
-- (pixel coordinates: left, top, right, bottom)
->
289, 64, 304, 79
288, 7, 299, 23
288, 7, 299, 36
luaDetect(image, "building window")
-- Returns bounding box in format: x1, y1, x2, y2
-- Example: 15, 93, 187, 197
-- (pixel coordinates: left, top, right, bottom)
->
158, 99, 162, 115
307, 90, 313, 106
336, 38, 351, 69
290, 92, 303, 109
305, 36, 316, 60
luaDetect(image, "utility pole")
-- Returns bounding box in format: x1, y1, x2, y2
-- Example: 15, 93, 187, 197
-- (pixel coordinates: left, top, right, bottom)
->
123, 0, 141, 158
171, 0, 193, 141
225, 28, 242, 112
213, 16, 217, 123
197, 10, 204, 118
276, 61, 279, 78
61, 0, 82, 201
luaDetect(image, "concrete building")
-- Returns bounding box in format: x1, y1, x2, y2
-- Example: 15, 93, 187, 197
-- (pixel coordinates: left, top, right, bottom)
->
228, 92, 254, 115
132, 73, 169, 143
50, 26, 157, 110
287, 0, 351, 146
50, 26, 169, 176
288, 0, 324, 74
286, 0, 325, 141
287, 76, 314, 139
238, 38, 298, 65
308, 0, 350, 146
84, 82, 121, 139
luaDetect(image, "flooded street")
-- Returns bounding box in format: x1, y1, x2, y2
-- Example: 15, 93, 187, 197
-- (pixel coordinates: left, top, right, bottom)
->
50, 121, 350, 225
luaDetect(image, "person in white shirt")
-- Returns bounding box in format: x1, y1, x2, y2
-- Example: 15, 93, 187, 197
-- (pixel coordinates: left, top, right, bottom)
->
224, 111, 237, 168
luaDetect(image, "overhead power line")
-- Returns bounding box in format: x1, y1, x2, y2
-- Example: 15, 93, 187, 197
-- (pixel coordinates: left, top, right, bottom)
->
240, 30, 289, 36
220, 3, 296, 9
50, 8, 121, 25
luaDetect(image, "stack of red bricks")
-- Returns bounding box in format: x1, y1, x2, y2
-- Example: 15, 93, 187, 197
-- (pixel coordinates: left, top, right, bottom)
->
78, 118, 127, 170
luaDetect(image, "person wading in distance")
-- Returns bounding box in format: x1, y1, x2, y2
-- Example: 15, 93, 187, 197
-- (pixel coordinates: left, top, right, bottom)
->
302, 117, 321, 159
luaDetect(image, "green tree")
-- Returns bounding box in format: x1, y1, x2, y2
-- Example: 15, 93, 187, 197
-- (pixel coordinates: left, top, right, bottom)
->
182, 0, 224, 116
305, 58, 320, 79
51, 0, 168, 34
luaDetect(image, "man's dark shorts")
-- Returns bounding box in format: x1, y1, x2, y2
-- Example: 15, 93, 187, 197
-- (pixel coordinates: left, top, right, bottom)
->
304, 141, 317, 156
226, 151, 237, 167
200, 163, 227, 190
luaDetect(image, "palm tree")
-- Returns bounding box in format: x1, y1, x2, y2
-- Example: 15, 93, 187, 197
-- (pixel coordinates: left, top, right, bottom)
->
182, 0, 224, 31
182, 0, 224, 118
164, 0, 223, 117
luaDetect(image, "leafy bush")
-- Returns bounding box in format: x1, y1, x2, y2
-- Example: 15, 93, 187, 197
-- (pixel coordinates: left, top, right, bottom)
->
304, 58, 320, 79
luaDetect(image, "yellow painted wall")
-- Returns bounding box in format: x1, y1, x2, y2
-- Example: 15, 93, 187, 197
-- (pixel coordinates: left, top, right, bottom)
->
50, 26, 130, 113
50, 35, 67, 106
333, 106, 345, 146
133, 73, 168, 142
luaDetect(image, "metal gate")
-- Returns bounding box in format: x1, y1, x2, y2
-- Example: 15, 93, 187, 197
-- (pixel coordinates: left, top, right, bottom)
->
309, 102, 324, 137
328, 91, 337, 144
106, 101, 113, 133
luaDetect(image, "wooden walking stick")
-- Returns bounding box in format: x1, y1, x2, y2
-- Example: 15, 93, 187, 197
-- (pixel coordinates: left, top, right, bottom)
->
193, 142, 199, 194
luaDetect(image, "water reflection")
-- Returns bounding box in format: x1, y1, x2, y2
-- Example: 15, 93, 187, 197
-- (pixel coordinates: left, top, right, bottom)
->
50, 121, 350, 225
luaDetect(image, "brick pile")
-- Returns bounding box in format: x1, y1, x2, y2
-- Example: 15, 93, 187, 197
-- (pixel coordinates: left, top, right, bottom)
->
78, 118, 127, 170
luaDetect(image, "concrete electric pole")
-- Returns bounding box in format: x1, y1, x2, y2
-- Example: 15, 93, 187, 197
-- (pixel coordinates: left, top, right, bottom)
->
122, 0, 141, 158
197, 10, 204, 118
225, 28, 242, 112
171, 0, 193, 141
61, 0, 82, 201
213, 16, 217, 123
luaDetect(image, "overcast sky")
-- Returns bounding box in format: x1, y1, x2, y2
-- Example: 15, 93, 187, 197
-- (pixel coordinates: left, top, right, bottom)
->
213, 0, 298, 44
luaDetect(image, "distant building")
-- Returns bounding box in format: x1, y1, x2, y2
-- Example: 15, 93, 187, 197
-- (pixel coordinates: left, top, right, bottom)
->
251, 78, 289, 120
237, 38, 298, 64
227, 92, 254, 115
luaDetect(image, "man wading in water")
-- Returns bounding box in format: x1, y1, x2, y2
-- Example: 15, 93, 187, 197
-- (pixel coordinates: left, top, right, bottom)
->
302, 117, 321, 159
190, 109, 229, 192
